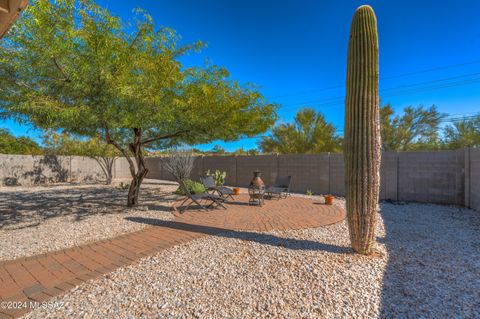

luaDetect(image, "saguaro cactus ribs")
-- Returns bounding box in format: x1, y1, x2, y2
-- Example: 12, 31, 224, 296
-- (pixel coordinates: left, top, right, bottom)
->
344, 5, 382, 255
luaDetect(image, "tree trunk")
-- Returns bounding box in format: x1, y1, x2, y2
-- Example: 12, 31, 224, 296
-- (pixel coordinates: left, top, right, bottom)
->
93, 156, 115, 185
104, 125, 180, 207
126, 128, 149, 207
105, 159, 113, 185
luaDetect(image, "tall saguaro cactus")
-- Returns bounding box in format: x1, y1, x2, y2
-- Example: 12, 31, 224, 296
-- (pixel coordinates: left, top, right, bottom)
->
344, 5, 381, 255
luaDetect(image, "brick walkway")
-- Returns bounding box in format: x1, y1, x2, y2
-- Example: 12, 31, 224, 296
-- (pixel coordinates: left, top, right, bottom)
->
0, 195, 344, 318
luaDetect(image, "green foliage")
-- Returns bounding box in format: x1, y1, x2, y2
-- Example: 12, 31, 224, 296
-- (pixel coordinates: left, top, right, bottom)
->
259, 108, 342, 154
0, 129, 42, 155
174, 179, 206, 195
211, 145, 226, 155
231, 147, 259, 155
0, 0, 277, 145
43, 132, 119, 158
306, 189, 313, 196
117, 182, 130, 190
380, 104, 445, 151
0, 0, 276, 206
205, 169, 227, 186
443, 115, 480, 149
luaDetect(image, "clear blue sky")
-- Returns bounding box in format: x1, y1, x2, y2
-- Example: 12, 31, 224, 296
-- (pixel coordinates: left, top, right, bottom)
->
3, 0, 480, 151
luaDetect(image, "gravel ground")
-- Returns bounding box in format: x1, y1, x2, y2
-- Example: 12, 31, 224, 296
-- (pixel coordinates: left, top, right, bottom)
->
0, 180, 178, 261
24, 199, 480, 318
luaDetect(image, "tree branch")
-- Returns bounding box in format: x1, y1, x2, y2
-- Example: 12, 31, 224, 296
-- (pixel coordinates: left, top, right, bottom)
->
104, 124, 136, 177
140, 131, 185, 145
52, 57, 71, 83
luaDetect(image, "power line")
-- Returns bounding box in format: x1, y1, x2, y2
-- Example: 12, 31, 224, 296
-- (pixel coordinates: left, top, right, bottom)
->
269, 59, 480, 99
242, 112, 480, 140
279, 74, 480, 112
281, 72, 480, 108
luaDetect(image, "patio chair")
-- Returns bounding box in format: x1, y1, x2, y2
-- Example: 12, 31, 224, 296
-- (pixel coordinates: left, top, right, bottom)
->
200, 175, 235, 200
177, 179, 227, 212
265, 176, 292, 199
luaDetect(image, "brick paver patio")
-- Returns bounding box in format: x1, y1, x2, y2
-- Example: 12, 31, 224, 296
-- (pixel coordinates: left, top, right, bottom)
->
0, 195, 345, 318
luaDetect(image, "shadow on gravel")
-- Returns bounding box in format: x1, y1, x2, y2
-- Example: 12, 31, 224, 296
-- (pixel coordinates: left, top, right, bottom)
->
378, 203, 480, 318
125, 216, 352, 254
0, 183, 175, 230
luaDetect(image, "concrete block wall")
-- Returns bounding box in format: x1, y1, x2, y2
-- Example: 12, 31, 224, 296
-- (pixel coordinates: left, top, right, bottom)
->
0, 154, 103, 186
158, 157, 175, 181
70, 156, 104, 183
236, 155, 278, 187
3, 149, 479, 210
113, 157, 137, 179
380, 152, 399, 200
143, 149, 479, 209
146, 156, 204, 182
277, 154, 329, 194
329, 154, 345, 196
144, 157, 162, 179
466, 148, 480, 211
190, 157, 205, 181
397, 150, 464, 205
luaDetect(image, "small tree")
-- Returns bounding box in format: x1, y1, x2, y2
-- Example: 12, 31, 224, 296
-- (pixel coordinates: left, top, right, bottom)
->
211, 145, 226, 155
44, 133, 118, 185
443, 115, 480, 149
0, 0, 277, 206
380, 104, 445, 151
259, 108, 341, 154
0, 129, 42, 155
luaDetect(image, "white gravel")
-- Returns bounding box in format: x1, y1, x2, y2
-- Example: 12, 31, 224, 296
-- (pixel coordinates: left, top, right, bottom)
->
0, 180, 177, 261
23, 199, 480, 318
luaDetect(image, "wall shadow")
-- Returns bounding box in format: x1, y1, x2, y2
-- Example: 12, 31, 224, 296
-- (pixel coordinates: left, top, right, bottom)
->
378, 202, 480, 317
125, 216, 352, 254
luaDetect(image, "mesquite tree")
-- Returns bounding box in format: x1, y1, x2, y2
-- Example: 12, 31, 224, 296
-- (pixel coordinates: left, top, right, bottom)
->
0, 0, 277, 206
344, 5, 382, 255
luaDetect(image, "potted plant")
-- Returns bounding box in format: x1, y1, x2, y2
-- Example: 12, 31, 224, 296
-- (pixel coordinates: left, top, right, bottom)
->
324, 194, 334, 205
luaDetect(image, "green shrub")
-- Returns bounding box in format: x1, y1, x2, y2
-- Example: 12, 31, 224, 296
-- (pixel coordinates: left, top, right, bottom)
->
174, 179, 206, 195
117, 182, 130, 190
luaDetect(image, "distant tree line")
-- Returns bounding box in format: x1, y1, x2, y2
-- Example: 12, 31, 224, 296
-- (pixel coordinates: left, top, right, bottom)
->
260, 106, 480, 153
1, 105, 479, 157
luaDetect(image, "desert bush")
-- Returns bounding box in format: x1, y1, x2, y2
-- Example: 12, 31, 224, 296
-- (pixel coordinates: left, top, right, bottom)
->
174, 179, 206, 195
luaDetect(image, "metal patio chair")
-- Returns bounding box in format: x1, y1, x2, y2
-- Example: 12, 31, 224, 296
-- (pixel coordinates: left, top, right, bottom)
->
177, 179, 227, 212
265, 175, 292, 199
200, 175, 235, 200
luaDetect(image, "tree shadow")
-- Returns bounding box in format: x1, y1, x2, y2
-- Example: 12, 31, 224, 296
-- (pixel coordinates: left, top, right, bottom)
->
125, 216, 352, 254
378, 202, 480, 317
21, 155, 70, 184
0, 183, 176, 230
